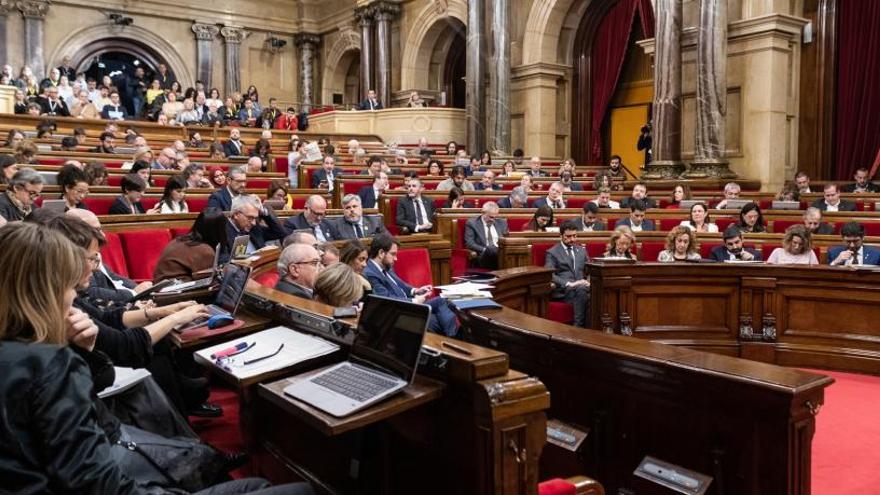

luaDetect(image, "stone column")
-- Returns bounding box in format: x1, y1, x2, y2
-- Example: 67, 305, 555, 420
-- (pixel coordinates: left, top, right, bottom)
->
0, 0, 12, 67
490, 0, 510, 153
466, 0, 486, 154
354, 6, 373, 100
220, 26, 248, 95
684, 0, 737, 179
374, 2, 400, 109
17, 0, 50, 80
642, 0, 685, 179
295, 33, 321, 113
192, 23, 219, 88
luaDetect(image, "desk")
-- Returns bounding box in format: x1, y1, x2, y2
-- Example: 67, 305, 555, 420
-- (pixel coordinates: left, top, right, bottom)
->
168, 309, 271, 349
588, 262, 880, 374
456, 304, 832, 495
489, 266, 553, 317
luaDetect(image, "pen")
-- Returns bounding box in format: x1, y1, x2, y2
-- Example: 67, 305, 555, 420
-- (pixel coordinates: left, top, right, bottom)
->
211, 342, 254, 359
243, 343, 285, 365
440, 340, 472, 356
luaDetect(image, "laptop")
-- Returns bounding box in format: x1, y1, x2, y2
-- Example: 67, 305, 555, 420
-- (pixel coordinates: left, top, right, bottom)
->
41, 199, 68, 214
771, 200, 800, 210
678, 200, 704, 210
721, 199, 752, 210
284, 295, 430, 417
160, 244, 222, 293
175, 263, 252, 332
231, 235, 251, 259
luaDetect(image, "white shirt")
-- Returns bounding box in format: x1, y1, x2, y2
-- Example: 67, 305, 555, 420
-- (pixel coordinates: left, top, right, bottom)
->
825, 201, 840, 212
679, 220, 719, 233
413, 196, 429, 232
844, 247, 864, 265
630, 223, 643, 232
591, 199, 620, 209
484, 221, 498, 248
547, 198, 565, 209
98, 262, 136, 295
159, 201, 188, 214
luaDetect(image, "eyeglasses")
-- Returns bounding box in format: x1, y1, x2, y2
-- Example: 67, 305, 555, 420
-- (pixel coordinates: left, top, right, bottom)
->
86, 254, 101, 267
294, 259, 322, 267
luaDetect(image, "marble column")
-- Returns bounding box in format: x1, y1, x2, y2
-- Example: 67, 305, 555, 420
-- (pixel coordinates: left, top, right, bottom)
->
684, 0, 737, 179
354, 6, 373, 100
490, 0, 510, 153
192, 23, 219, 88
642, 0, 685, 179
220, 26, 248, 95
466, 0, 485, 155
374, 2, 399, 109
295, 33, 321, 113
17, 0, 50, 80
0, 0, 12, 67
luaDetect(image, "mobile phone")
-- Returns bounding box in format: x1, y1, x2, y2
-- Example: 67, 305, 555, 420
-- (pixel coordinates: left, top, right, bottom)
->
332, 306, 358, 318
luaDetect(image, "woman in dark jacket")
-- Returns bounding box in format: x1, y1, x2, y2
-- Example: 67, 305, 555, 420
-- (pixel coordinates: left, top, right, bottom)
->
153, 210, 229, 283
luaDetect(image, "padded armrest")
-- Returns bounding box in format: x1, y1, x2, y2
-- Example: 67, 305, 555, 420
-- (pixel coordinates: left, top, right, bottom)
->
568, 476, 604, 495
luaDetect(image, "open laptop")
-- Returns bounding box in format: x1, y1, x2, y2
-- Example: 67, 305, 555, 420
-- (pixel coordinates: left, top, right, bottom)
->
175, 263, 252, 332
721, 199, 752, 210
284, 295, 430, 417
41, 199, 67, 214
231, 235, 251, 259
160, 244, 222, 293
771, 200, 800, 210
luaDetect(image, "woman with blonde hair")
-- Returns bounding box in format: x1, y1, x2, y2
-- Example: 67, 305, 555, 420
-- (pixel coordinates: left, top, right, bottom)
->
314, 262, 364, 308
766, 225, 819, 265
604, 226, 636, 259
657, 226, 701, 262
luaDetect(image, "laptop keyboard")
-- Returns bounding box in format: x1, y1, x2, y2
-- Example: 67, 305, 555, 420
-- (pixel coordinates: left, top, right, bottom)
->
311, 364, 399, 403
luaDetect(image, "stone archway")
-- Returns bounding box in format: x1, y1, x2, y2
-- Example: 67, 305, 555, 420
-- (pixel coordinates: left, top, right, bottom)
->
399, 0, 467, 91
322, 30, 361, 108
47, 24, 194, 89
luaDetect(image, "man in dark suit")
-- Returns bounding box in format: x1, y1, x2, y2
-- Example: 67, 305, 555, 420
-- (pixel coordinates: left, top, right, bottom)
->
619, 182, 658, 209
283, 195, 338, 242
527, 156, 546, 177
828, 222, 880, 266
396, 178, 435, 234
39, 86, 70, 117
560, 172, 583, 191
358, 89, 383, 110
533, 182, 566, 210
364, 234, 459, 336
357, 171, 388, 209
91, 132, 116, 154
274, 243, 322, 299
803, 207, 835, 235
207, 167, 247, 211
99, 91, 128, 120
475, 170, 503, 191
571, 202, 606, 232
811, 183, 857, 212
311, 155, 341, 192
334, 194, 386, 240
221, 195, 288, 263
497, 186, 530, 209
223, 128, 245, 157
615, 200, 656, 232
237, 98, 258, 127
841, 168, 879, 193
545, 220, 590, 327
464, 202, 509, 269
709, 226, 763, 262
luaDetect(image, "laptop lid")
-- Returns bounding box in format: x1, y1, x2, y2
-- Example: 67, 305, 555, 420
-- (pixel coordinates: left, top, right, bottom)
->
213, 263, 251, 315
722, 199, 752, 210
679, 200, 704, 209
350, 295, 430, 383
41, 199, 67, 214
231, 235, 250, 259
771, 200, 800, 210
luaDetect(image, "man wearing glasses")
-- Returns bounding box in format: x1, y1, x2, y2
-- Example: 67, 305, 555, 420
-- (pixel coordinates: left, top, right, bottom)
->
151, 147, 178, 170
828, 222, 880, 266
0, 168, 44, 222
274, 243, 323, 299
207, 166, 247, 211
222, 194, 287, 263
283, 194, 339, 242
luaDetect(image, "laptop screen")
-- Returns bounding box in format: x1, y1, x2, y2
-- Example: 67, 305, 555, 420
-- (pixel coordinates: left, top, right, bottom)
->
351, 295, 430, 382
214, 263, 251, 314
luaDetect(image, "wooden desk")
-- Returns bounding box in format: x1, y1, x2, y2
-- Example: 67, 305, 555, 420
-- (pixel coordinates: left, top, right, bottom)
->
588, 261, 880, 374
456, 304, 832, 495
489, 266, 553, 317
168, 309, 271, 349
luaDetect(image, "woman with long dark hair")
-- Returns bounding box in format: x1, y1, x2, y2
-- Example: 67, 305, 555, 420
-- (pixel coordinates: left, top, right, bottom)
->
158, 175, 189, 214
153, 211, 229, 282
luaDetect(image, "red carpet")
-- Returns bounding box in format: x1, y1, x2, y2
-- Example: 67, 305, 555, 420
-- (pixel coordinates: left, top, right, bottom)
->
196, 371, 880, 492
811, 369, 880, 494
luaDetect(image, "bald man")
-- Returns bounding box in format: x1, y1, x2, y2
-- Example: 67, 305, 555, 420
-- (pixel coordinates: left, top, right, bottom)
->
283, 195, 339, 241
275, 243, 323, 299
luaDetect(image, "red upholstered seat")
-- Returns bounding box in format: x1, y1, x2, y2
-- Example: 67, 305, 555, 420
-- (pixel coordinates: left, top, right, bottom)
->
531, 242, 556, 266
83, 197, 116, 215
510, 218, 531, 232
451, 249, 470, 277
699, 241, 721, 259
454, 218, 468, 249
344, 180, 372, 196
538, 478, 577, 495
188, 197, 209, 213
119, 229, 173, 281
715, 217, 737, 231
170, 227, 190, 238
605, 217, 619, 230
567, 198, 588, 209
585, 241, 606, 258
100, 232, 128, 278
660, 218, 684, 231
639, 241, 665, 261
758, 199, 773, 210
395, 248, 433, 288
304, 168, 316, 187
254, 271, 280, 287
274, 156, 288, 175
771, 219, 803, 234
863, 222, 880, 235
548, 302, 574, 325
141, 198, 158, 210
106, 175, 122, 186
153, 176, 168, 187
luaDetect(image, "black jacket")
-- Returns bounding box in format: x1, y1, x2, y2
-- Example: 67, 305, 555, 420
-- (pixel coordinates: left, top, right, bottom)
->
108, 196, 146, 215
0, 192, 28, 222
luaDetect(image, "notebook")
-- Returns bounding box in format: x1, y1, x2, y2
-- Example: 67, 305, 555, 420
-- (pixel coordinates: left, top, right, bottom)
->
284, 295, 430, 417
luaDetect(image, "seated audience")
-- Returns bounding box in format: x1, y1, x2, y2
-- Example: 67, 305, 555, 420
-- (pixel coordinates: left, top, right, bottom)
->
335, 194, 385, 239
500, 160, 517, 177
160, 91, 184, 121
803, 207, 834, 235
157, 175, 189, 214
607, 154, 626, 179
266, 180, 292, 210
70, 89, 99, 118
710, 226, 763, 262
108, 174, 159, 215
224, 195, 287, 262
809, 184, 856, 213
592, 170, 614, 191
223, 128, 245, 157
284, 195, 338, 241
84, 162, 109, 186
154, 211, 228, 282
311, 155, 341, 192
559, 171, 582, 192
208, 165, 227, 188
775, 182, 800, 202
357, 171, 389, 209
319, 242, 339, 266
841, 167, 879, 193
443, 186, 468, 209
591, 186, 620, 209
427, 159, 444, 176
436, 165, 475, 191
715, 182, 742, 209
151, 147, 178, 170
275, 242, 323, 299
396, 178, 435, 234
545, 220, 591, 327
572, 202, 606, 232
99, 90, 128, 120
658, 226, 701, 262
183, 164, 212, 189
0, 168, 44, 222
464, 202, 509, 269
668, 184, 692, 209
498, 186, 529, 208
680, 202, 718, 233
0, 154, 17, 184
767, 225, 819, 265
358, 89, 383, 110
207, 166, 247, 211
130, 160, 154, 187
828, 222, 880, 266
57, 164, 90, 211
314, 263, 364, 308
736, 203, 766, 233
520, 174, 535, 193
603, 226, 636, 259
527, 156, 546, 177
526, 204, 555, 232
534, 181, 566, 209
794, 171, 812, 193
616, 199, 655, 232
620, 182, 658, 209
364, 234, 458, 336
476, 169, 502, 190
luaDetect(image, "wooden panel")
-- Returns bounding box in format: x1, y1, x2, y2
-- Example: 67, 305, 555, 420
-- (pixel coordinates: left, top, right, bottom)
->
631, 284, 739, 337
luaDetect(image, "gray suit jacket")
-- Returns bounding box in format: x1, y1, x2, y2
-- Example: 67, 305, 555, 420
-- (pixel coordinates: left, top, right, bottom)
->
274, 279, 313, 299
333, 215, 386, 240
463, 216, 509, 254
544, 242, 588, 296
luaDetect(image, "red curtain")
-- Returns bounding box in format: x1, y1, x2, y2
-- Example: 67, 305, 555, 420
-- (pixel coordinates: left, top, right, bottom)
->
834, 0, 880, 179
589, 0, 654, 163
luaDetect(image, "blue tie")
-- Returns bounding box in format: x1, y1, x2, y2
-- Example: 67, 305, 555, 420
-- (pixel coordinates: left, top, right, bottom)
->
384, 270, 405, 298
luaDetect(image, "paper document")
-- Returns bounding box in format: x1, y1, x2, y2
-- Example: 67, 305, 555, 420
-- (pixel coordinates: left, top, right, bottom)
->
98, 367, 152, 399
195, 326, 340, 379
436, 281, 495, 300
